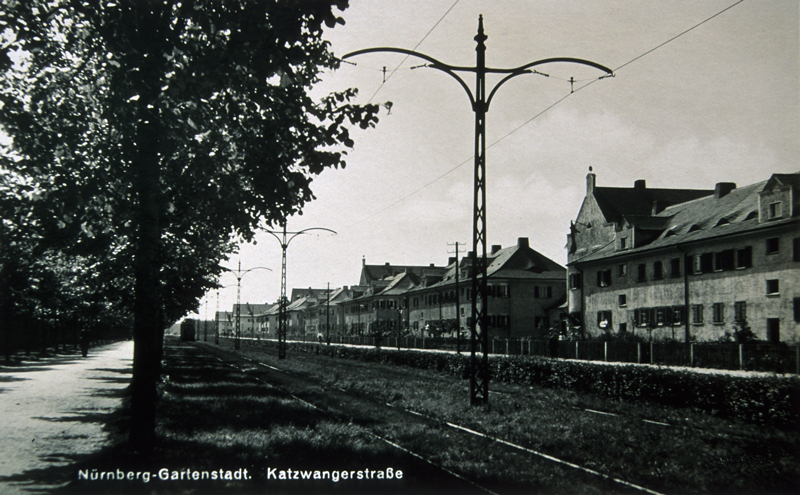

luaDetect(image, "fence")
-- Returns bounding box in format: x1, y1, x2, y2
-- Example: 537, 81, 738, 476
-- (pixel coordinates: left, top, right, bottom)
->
253, 333, 800, 375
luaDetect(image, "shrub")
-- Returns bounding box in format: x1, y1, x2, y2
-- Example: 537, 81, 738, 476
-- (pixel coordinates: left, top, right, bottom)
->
262, 341, 800, 430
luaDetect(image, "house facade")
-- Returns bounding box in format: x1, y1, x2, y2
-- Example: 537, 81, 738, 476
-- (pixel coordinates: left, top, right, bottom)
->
566, 171, 800, 342
406, 238, 566, 339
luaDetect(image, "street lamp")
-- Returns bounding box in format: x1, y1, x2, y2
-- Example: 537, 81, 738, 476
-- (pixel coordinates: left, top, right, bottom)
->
264, 224, 336, 359
344, 16, 612, 404
222, 262, 271, 350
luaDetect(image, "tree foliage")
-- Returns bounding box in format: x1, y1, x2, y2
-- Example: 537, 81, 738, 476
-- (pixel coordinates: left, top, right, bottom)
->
1, 0, 380, 451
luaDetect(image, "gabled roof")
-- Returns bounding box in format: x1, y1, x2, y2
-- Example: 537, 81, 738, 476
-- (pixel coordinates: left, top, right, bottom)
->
593, 185, 714, 224
408, 238, 565, 293
231, 303, 271, 316
571, 172, 800, 265
359, 261, 445, 286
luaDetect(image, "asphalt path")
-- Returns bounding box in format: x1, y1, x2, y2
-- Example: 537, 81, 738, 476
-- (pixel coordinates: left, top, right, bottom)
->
0, 341, 133, 494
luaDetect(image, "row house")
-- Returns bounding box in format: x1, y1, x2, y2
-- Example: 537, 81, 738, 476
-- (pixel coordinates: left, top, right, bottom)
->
340, 262, 446, 336
336, 239, 566, 339
216, 303, 271, 338
566, 171, 800, 342
303, 285, 369, 336
406, 238, 566, 339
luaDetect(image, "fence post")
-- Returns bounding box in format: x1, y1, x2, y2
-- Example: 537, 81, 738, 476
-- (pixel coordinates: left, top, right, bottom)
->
690, 343, 695, 367
650, 342, 654, 365
739, 344, 744, 371
575, 341, 579, 360
637, 343, 641, 364
604, 342, 608, 362
506, 339, 509, 356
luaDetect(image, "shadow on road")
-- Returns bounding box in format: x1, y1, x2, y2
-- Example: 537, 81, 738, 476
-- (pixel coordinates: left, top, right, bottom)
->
48, 342, 483, 495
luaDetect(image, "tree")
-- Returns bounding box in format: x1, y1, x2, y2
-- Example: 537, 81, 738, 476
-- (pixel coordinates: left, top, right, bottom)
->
1, 0, 380, 452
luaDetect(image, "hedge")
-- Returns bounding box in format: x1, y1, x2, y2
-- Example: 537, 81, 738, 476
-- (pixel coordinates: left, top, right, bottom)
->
267, 341, 800, 429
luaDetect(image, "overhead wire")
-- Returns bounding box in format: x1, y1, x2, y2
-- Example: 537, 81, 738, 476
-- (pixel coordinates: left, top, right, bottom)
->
345, 0, 748, 228
365, 0, 462, 103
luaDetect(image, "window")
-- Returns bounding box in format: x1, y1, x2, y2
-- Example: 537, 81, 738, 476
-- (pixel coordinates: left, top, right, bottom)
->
597, 269, 612, 287
768, 202, 782, 219
766, 279, 780, 295
634, 308, 651, 327
637, 263, 647, 282
620, 237, 628, 249
670, 258, 681, 278
655, 307, 668, 326
766, 237, 779, 254
700, 253, 713, 273
736, 247, 752, 269
691, 304, 704, 325
618, 264, 627, 277
794, 237, 800, 262
714, 250, 735, 271
712, 303, 725, 324
535, 316, 549, 329
569, 273, 582, 289
619, 323, 627, 334
794, 298, 800, 322
672, 306, 685, 325
734, 301, 746, 323
597, 311, 612, 329
618, 294, 627, 307
653, 261, 663, 280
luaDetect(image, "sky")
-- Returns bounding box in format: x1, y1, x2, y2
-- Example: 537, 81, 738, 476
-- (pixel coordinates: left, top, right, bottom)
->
201, 0, 799, 318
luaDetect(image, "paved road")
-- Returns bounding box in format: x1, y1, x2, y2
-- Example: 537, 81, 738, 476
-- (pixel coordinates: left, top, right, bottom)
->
0, 341, 133, 494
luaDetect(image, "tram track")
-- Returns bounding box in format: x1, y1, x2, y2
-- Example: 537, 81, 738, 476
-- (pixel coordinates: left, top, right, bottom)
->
196, 341, 668, 495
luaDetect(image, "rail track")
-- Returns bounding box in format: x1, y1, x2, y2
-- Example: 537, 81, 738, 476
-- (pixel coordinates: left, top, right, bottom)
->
190, 340, 669, 495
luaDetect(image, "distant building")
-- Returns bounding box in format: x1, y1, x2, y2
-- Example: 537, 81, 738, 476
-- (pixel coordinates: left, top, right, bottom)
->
406, 238, 566, 339
336, 239, 566, 339
566, 171, 800, 342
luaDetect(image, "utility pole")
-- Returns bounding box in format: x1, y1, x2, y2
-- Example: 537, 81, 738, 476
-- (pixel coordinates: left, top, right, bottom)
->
265, 224, 336, 359
223, 263, 271, 350
448, 241, 466, 353
345, 16, 612, 405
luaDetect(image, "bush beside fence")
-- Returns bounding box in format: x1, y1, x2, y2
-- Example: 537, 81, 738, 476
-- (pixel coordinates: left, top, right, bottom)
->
276, 334, 800, 374
259, 340, 800, 430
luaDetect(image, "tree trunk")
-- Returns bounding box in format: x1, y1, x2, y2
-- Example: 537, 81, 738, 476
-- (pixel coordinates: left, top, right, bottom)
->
129, 106, 162, 454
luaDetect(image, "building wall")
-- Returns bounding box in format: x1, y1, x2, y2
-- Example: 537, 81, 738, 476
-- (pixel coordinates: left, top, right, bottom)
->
577, 225, 799, 342
406, 278, 565, 338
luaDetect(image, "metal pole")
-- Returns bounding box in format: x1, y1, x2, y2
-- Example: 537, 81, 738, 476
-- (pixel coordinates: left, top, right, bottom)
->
278, 224, 288, 359
264, 224, 336, 360
326, 282, 331, 345
236, 261, 241, 349
343, 16, 611, 406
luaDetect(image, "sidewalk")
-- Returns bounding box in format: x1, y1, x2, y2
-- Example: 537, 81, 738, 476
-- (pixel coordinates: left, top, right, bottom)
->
0, 341, 133, 494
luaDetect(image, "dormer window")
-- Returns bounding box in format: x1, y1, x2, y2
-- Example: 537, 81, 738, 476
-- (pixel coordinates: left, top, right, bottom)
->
769, 202, 783, 219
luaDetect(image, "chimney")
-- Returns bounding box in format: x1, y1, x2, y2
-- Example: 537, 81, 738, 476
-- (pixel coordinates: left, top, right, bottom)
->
430, 263, 435, 267
518, 237, 529, 248
491, 245, 502, 254
362, 256, 365, 267
586, 169, 596, 194
715, 182, 736, 199
634, 179, 646, 190
448, 257, 456, 265
385, 262, 390, 266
